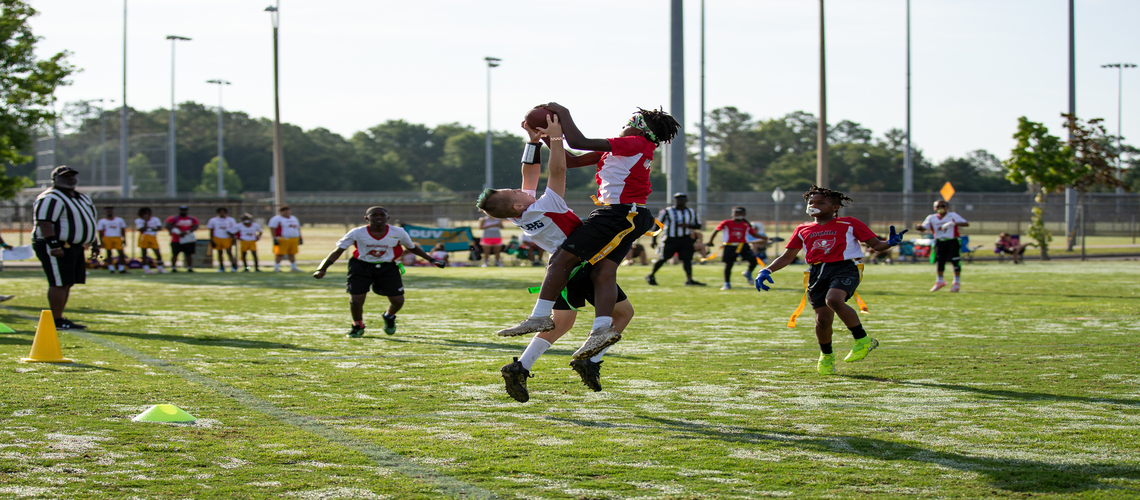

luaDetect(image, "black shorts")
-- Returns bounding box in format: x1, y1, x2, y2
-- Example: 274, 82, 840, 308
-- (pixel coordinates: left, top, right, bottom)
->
346, 259, 404, 296
171, 241, 196, 255
661, 236, 695, 262
553, 264, 629, 311
34, 240, 86, 287
934, 239, 961, 265
561, 205, 655, 265
808, 260, 861, 309
722, 243, 757, 264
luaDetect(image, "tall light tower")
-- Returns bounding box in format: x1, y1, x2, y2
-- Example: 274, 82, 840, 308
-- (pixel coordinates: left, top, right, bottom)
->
1065, 0, 1076, 250
484, 56, 501, 190
668, 0, 687, 200
166, 35, 191, 197
816, 0, 829, 188
206, 79, 231, 197
697, 0, 708, 221
903, 0, 913, 227
120, 0, 129, 198
1102, 63, 1136, 194
265, 2, 285, 208
93, 98, 110, 187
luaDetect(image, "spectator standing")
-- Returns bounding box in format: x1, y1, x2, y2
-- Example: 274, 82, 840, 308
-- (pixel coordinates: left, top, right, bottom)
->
32, 166, 98, 330
135, 207, 165, 273
164, 206, 200, 272
478, 215, 504, 267
233, 213, 263, 271
268, 206, 303, 272
645, 193, 705, 286
95, 206, 129, 273
206, 207, 239, 273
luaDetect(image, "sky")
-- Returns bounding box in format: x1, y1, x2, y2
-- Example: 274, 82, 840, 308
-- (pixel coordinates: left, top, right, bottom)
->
28, 0, 1140, 164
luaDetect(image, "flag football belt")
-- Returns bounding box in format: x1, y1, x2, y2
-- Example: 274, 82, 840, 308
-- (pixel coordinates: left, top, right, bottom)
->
700, 243, 767, 267
787, 259, 868, 328
370, 261, 405, 274
527, 262, 588, 311
586, 195, 660, 264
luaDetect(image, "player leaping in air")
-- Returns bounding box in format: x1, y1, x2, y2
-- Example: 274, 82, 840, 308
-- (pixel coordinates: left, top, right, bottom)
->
753, 185, 907, 375
478, 115, 636, 402
488, 103, 679, 362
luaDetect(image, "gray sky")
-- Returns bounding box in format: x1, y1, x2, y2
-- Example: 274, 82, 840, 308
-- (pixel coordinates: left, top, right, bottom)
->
30, 0, 1140, 163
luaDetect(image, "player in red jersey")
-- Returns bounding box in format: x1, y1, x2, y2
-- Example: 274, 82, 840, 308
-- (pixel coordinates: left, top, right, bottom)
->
164, 206, 200, 272
707, 206, 763, 290
754, 185, 906, 375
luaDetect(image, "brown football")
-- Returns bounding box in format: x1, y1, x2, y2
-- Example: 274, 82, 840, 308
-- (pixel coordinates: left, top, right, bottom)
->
524, 106, 555, 130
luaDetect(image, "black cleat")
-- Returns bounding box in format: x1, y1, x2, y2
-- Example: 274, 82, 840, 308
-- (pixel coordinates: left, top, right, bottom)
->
500, 357, 533, 403
55, 318, 87, 331
186, 268, 195, 273
382, 313, 397, 335
569, 358, 603, 392
645, 274, 657, 286
347, 325, 365, 338
684, 279, 706, 286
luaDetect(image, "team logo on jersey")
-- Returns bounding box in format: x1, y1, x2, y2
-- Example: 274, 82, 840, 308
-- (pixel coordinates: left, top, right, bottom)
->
812, 238, 835, 254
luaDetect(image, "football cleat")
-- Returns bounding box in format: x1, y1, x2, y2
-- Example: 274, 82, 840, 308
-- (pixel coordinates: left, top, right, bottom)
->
572, 326, 622, 360
930, 281, 945, 292
645, 274, 657, 286
818, 352, 836, 375
950, 282, 960, 293
569, 358, 603, 392
742, 270, 754, 286
347, 325, 365, 338
382, 313, 397, 335
496, 316, 555, 337
684, 279, 706, 286
55, 318, 87, 331
500, 357, 533, 403
844, 337, 879, 362
721, 283, 732, 291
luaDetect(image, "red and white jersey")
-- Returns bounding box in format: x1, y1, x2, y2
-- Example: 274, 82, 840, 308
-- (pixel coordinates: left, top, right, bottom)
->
235, 222, 262, 241
595, 135, 655, 205
165, 215, 198, 243
786, 217, 877, 264
207, 216, 237, 239
336, 224, 414, 263
508, 188, 582, 254
96, 217, 128, 238
715, 219, 760, 244
921, 212, 967, 240
268, 215, 301, 238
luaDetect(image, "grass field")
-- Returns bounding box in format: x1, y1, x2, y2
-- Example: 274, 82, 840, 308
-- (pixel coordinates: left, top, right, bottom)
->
0, 261, 1138, 499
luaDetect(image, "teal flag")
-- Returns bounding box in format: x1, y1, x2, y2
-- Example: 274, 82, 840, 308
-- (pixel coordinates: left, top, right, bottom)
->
403, 225, 474, 252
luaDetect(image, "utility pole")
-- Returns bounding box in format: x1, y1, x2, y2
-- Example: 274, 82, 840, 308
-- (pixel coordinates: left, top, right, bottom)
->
484, 56, 501, 190
120, 0, 129, 198
166, 35, 191, 196
698, 0, 708, 222
903, 0, 914, 229
668, 0, 687, 200
265, 2, 286, 208
816, 0, 828, 188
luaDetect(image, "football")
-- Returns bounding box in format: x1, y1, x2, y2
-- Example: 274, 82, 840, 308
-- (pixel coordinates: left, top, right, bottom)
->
525, 106, 555, 130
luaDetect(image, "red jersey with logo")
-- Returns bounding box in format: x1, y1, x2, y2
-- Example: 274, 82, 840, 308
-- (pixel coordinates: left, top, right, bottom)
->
164, 216, 199, 243
336, 225, 413, 263
508, 188, 582, 254
595, 135, 655, 205
714, 219, 760, 244
786, 217, 877, 264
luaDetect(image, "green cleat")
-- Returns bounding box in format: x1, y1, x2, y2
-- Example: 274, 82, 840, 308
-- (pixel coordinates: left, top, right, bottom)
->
818, 353, 836, 375
382, 313, 397, 335
844, 337, 879, 362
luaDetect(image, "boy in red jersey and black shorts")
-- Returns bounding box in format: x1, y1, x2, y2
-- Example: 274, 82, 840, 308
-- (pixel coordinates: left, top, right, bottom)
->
707, 206, 764, 290
491, 103, 680, 362
754, 185, 907, 375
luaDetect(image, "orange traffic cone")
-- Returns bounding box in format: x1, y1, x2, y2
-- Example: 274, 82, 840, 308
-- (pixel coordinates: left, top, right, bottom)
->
21, 311, 72, 363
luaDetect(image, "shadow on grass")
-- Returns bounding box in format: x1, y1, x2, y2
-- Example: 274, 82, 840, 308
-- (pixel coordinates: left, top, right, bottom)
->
633, 416, 1140, 494
86, 330, 329, 352
1, 304, 144, 316
0, 334, 32, 346
843, 374, 1140, 408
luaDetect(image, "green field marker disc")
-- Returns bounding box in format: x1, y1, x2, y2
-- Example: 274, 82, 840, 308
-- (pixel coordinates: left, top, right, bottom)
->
0, 323, 15, 333
132, 404, 196, 423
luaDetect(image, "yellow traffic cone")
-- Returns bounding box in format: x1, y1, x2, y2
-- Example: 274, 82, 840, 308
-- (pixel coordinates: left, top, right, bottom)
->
21, 311, 72, 363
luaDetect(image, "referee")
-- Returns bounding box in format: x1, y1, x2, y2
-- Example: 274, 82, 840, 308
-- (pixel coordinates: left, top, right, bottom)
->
645, 192, 705, 286
33, 166, 98, 330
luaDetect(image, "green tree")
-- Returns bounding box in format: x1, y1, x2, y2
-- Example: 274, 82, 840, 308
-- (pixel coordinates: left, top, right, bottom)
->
0, 0, 76, 199
1004, 117, 1072, 259
194, 157, 242, 194
128, 153, 163, 195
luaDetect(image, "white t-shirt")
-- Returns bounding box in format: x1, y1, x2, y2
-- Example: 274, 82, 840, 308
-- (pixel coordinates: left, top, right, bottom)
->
507, 189, 583, 254
268, 215, 301, 239
207, 216, 238, 239
745, 221, 768, 243
135, 216, 162, 235
96, 217, 128, 238
921, 212, 968, 240
336, 225, 415, 264
235, 222, 262, 241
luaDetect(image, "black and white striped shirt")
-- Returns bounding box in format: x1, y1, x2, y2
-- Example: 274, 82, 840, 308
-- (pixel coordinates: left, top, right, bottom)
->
657, 206, 700, 239
33, 188, 98, 245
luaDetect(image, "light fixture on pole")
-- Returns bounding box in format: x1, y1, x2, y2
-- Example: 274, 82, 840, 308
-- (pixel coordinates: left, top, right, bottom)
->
120, 0, 129, 198
903, 0, 913, 229
265, 2, 285, 208
1101, 63, 1136, 195
166, 35, 191, 197
206, 79, 231, 197
816, 0, 828, 188
484, 56, 500, 191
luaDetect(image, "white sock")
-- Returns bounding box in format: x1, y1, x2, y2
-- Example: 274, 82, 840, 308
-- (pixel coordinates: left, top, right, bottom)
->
590, 345, 611, 363
518, 337, 552, 370
530, 299, 555, 318
953, 276, 961, 283
274, 263, 280, 270
591, 316, 612, 331
157, 265, 164, 271
143, 265, 150, 272
936, 277, 946, 283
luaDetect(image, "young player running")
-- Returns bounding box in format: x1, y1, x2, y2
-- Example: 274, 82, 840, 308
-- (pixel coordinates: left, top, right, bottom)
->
96, 207, 129, 274
206, 208, 239, 273
480, 116, 634, 402
754, 185, 906, 375
915, 200, 969, 292
707, 206, 763, 290
491, 103, 679, 361
135, 208, 165, 273
233, 213, 263, 271
312, 207, 445, 338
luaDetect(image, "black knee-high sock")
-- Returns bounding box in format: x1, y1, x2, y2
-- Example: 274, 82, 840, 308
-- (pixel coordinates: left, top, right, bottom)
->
682, 259, 693, 279
849, 324, 867, 340
820, 342, 833, 354
650, 258, 667, 276
723, 262, 734, 283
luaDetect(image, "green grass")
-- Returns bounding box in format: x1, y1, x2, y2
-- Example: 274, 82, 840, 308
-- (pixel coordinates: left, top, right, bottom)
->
0, 261, 1138, 499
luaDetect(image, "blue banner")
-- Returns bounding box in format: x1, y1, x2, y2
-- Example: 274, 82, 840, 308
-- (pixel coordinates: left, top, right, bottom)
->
403, 225, 474, 252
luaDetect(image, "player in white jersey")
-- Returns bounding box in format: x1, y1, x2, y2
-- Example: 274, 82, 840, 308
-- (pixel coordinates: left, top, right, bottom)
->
313, 206, 445, 338
478, 116, 635, 402
135, 207, 165, 273
96, 207, 129, 273
232, 213, 263, 272
268, 207, 303, 272
915, 200, 969, 292
206, 207, 239, 273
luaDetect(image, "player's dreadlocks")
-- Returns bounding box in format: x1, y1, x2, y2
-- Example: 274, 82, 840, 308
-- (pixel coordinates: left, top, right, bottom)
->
636, 107, 681, 145
802, 184, 854, 207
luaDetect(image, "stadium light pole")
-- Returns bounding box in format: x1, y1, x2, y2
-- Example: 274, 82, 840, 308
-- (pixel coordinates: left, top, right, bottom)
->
697, 0, 708, 222
206, 79, 231, 197
903, 0, 913, 229
166, 35, 191, 197
94, 98, 110, 187
120, 0, 129, 198
266, 2, 286, 208
1102, 63, 1136, 195
1065, 0, 1076, 251
668, 0, 686, 202
484, 57, 500, 191
816, 0, 828, 188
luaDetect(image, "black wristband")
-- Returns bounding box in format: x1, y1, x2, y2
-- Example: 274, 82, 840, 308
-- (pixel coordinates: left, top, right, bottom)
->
521, 142, 541, 164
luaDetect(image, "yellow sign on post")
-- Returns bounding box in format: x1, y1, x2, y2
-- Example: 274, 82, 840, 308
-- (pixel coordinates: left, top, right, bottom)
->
940, 182, 956, 202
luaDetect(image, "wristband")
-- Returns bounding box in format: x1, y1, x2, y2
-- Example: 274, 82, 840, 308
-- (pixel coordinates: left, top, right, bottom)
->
521, 142, 541, 164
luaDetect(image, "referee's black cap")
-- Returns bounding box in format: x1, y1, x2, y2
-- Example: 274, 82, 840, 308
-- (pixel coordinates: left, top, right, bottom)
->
51, 165, 79, 179
673, 192, 688, 198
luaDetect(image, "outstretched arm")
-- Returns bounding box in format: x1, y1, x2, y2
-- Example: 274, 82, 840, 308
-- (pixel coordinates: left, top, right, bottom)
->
541, 102, 611, 152
312, 247, 346, 279
406, 244, 446, 268
763, 247, 800, 274
520, 121, 542, 191
537, 115, 566, 197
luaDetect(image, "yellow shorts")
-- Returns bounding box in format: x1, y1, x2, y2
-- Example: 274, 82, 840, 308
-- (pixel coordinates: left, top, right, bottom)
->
137, 234, 159, 250
240, 240, 258, 253
274, 237, 299, 256
212, 237, 234, 250
102, 236, 123, 251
